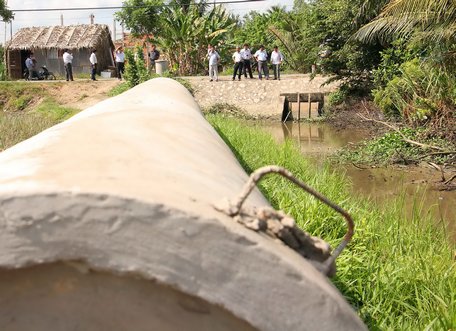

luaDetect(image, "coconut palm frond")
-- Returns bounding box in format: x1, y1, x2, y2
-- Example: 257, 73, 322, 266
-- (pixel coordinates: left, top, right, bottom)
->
354, 0, 456, 43
356, 0, 390, 24
353, 16, 415, 42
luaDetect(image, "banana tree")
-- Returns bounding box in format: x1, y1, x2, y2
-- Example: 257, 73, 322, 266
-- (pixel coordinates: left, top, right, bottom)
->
155, 2, 236, 75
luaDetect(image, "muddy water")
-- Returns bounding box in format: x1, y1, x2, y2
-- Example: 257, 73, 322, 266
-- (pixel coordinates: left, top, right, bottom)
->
256, 121, 455, 238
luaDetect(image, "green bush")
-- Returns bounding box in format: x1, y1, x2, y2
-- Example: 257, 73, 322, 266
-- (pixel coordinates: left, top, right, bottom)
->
328, 89, 348, 106
373, 58, 453, 123
124, 47, 151, 88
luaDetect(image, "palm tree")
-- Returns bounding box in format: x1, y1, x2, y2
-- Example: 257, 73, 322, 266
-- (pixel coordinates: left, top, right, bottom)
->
354, 0, 456, 43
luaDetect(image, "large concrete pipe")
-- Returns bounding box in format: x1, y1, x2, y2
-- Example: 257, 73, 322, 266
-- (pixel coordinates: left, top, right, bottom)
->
0, 78, 366, 331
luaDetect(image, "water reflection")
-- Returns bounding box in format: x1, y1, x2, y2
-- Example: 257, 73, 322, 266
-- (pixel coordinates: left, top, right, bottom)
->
256, 121, 455, 239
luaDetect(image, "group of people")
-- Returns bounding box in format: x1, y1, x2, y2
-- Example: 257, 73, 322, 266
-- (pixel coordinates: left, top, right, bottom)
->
207, 43, 284, 82
63, 44, 159, 82
62, 49, 98, 81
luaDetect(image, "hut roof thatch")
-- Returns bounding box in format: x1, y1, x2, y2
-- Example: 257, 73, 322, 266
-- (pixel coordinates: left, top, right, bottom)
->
7, 24, 113, 50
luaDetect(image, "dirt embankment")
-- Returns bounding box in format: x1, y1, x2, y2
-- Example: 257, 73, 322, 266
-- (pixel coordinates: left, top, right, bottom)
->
0, 79, 121, 112
54, 80, 121, 109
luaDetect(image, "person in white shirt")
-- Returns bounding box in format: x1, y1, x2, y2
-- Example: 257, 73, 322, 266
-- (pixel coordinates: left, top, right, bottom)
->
254, 45, 269, 80
115, 46, 125, 80
240, 43, 253, 79
270, 46, 284, 80
232, 46, 243, 81
89, 49, 98, 81
62, 49, 74, 81
207, 45, 220, 82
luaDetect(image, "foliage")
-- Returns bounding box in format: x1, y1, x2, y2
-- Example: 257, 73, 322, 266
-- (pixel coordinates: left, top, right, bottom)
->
115, 0, 164, 36
155, 2, 236, 75
231, 6, 288, 50
202, 103, 247, 117
372, 39, 418, 88
373, 58, 456, 126
123, 47, 150, 88
35, 99, 79, 121
327, 89, 348, 106
207, 114, 456, 330
0, 45, 6, 81
0, 112, 57, 152
0, 0, 13, 22
354, 0, 456, 44
337, 127, 453, 165
267, 0, 387, 89
355, 0, 456, 138
108, 82, 130, 96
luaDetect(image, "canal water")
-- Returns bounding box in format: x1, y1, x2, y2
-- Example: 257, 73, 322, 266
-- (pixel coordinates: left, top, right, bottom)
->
256, 121, 455, 239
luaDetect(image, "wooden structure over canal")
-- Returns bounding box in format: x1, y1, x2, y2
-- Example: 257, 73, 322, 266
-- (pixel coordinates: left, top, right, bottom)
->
281, 92, 326, 122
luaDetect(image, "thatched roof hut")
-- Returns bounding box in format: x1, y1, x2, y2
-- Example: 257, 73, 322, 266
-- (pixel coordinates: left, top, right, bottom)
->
6, 24, 115, 79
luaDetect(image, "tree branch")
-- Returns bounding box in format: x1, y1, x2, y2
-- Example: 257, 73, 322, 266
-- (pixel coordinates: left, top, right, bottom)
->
356, 113, 446, 151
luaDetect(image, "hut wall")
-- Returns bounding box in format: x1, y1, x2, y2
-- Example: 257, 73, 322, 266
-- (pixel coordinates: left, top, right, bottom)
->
94, 39, 115, 74
70, 48, 92, 74
8, 47, 112, 78
33, 50, 62, 76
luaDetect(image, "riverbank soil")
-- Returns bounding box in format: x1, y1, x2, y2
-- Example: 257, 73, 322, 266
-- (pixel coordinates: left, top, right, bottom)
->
327, 98, 387, 135
0, 79, 121, 113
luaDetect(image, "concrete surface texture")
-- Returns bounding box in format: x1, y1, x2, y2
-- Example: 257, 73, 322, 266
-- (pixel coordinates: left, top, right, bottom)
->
0, 78, 366, 331
186, 74, 339, 116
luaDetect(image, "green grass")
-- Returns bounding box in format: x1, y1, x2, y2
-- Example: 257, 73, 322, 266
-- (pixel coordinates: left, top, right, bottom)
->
206, 114, 456, 330
0, 112, 60, 151
35, 98, 79, 121
108, 82, 130, 96
0, 83, 80, 151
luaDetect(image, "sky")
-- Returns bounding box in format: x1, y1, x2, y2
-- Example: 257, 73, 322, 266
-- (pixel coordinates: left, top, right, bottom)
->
0, 0, 294, 45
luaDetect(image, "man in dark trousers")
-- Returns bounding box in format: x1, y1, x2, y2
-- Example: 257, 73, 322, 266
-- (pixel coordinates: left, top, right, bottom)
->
89, 49, 97, 81
240, 43, 253, 79
62, 49, 74, 81
232, 46, 243, 81
149, 44, 160, 72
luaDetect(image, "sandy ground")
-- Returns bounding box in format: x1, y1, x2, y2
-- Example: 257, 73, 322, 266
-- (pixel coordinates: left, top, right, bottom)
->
52, 78, 122, 110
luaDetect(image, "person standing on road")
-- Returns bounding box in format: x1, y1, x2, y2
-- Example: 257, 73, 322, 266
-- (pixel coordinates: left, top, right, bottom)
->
254, 45, 269, 80
240, 43, 253, 79
270, 46, 284, 80
89, 49, 97, 81
148, 44, 160, 72
232, 46, 243, 81
25, 52, 37, 80
207, 45, 220, 82
62, 49, 74, 81
115, 46, 125, 80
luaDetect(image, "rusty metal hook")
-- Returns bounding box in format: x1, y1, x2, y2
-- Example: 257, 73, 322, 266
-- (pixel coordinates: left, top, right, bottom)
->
229, 165, 354, 274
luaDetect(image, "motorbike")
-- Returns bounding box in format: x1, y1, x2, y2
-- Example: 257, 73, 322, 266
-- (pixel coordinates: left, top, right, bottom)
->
23, 66, 56, 81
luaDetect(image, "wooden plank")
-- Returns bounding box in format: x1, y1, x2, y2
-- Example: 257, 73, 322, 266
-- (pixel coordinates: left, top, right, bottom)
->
297, 93, 301, 121
308, 93, 311, 118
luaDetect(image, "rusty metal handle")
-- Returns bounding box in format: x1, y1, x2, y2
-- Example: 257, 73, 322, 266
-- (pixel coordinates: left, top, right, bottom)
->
231, 166, 354, 271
